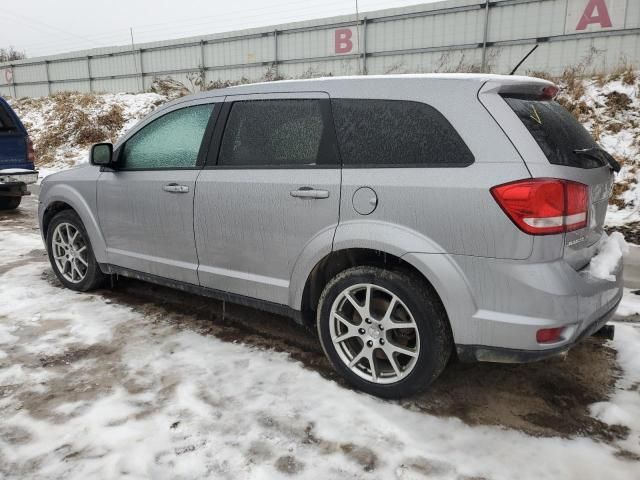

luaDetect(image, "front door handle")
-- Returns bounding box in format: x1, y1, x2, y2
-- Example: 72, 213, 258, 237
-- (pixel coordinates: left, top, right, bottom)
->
290, 187, 330, 199
163, 183, 190, 193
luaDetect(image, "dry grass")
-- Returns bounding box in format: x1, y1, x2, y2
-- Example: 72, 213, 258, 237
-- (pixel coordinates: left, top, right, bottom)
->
605, 91, 632, 114
15, 92, 129, 167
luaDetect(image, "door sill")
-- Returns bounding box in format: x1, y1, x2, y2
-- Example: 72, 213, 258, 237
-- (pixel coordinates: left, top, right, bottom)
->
101, 264, 304, 324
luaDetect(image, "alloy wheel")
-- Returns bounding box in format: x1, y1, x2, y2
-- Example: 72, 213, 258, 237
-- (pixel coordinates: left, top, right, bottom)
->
329, 283, 420, 384
52, 222, 89, 284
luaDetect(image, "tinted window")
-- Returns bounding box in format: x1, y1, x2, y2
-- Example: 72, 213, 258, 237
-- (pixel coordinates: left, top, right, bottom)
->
219, 99, 333, 167
121, 104, 214, 170
332, 99, 473, 166
0, 103, 16, 131
502, 96, 603, 169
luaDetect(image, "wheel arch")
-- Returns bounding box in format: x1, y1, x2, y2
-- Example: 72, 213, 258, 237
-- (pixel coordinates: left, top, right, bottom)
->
40, 185, 107, 264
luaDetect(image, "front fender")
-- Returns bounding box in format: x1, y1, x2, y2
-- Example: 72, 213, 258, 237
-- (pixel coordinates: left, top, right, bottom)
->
39, 183, 107, 264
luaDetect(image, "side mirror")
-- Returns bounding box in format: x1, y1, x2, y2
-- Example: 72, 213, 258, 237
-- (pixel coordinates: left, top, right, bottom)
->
90, 143, 114, 166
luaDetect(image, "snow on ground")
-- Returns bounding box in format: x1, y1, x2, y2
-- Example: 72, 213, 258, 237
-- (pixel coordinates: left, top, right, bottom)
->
2, 218, 640, 478
616, 288, 640, 317
571, 74, 640, 227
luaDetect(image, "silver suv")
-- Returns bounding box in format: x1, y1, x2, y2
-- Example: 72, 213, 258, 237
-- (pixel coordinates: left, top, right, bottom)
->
38, 74, 622, 398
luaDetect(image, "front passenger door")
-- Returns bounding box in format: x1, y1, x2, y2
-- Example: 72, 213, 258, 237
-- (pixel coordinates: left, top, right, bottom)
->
97, 101, 217, 284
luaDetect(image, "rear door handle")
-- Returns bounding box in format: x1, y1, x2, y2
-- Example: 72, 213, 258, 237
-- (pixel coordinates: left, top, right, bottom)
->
290, 187, 330, 199
163, 183, 190, 193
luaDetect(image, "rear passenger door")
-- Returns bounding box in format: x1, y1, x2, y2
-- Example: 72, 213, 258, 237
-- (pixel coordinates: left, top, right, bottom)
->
194, 93, 341, 305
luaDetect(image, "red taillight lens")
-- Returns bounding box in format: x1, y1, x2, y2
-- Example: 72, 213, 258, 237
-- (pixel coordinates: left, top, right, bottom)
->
491, 178, 588, 235
536, 327, 565, 344
27, 137, 36, 165
541, 85, 559, 99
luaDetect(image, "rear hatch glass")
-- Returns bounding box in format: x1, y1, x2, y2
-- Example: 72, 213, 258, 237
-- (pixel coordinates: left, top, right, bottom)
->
501, 95, 606, 169
502, 94, 615, 269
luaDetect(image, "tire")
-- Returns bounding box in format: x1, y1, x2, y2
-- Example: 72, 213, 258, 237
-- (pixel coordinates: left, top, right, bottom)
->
46, 210, 107, 291
317, 266, 452, 398
0, 196, 21, 210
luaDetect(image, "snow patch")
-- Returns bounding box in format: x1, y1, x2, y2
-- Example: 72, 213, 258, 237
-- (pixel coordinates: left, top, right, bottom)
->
616, 288, 640, 317
588, 232, 629, 281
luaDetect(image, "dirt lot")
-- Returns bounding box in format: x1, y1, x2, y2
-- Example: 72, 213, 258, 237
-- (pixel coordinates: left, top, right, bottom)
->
2, 196, 629, 448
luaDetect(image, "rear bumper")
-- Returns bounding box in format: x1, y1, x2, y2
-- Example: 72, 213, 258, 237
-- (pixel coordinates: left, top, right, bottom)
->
418, 251, 623, 362
456, 298, 620, 363
0, 171, 38, 196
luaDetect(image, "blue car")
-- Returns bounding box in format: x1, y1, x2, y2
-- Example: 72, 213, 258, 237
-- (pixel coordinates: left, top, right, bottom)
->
0, 96, 37, 210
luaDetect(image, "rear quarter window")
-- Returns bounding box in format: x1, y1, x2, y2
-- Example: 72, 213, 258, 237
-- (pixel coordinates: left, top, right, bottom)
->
502, 96, 603, 169
331, 99, 474, 167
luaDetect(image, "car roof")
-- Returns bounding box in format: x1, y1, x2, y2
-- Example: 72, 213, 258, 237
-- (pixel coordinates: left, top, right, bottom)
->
152, 73, 555, 120
183, 73, 552, 99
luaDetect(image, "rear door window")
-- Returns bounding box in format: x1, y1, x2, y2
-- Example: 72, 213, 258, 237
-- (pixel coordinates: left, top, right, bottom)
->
218, 99, 337, 167
331, 99, 474, 167
502, 96, 603, 169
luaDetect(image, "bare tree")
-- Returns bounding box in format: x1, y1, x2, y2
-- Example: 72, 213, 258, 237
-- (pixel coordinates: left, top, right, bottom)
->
0, 46, 27, 63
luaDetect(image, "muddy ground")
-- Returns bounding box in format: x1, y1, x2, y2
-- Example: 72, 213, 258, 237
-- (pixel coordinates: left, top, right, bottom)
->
1, 196, 629, 445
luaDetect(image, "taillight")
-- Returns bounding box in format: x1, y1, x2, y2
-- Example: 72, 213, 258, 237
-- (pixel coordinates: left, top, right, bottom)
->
541, 85, 559, 99
27, 137, 37, 166
491, 178, 588, 235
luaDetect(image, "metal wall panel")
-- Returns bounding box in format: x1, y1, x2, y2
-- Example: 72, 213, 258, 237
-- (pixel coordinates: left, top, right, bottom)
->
15, 84, 49, 98
50, 80, 90, 93
205, 37, 274, 67
626, 0, 640, 28
143, 45, 201, 73
0, 0, 638, 98
12, 63, 47, 84
48, 59, 89, 81
92, 77, 141, 94
90, 54, 137, 78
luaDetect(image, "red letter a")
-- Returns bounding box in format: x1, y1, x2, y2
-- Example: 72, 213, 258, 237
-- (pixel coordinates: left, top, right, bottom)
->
576, 0, 613, 30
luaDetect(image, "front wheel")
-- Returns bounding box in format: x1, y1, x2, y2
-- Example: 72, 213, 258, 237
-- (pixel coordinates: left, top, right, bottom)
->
0, 196, 21, 210
317, 266, 452, 398
46, 210, 107, 291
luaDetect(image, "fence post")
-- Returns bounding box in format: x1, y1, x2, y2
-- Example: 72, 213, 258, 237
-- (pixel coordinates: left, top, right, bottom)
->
481, 0, 490, 72
86, 56, 93, 93
362, 17, 368, 75
274, 30, 279, 77
44, 60, 52, 95
138, 50, 144, 92
200, 40, 206, 72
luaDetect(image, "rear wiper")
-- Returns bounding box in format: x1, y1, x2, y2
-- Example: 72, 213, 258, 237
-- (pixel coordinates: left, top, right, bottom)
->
573, 147, 620, 172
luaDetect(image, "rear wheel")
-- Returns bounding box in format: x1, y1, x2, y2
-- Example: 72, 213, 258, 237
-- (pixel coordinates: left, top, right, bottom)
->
317, 266, 452, 398
0, 196, 21, 210
46, 210, 106, 291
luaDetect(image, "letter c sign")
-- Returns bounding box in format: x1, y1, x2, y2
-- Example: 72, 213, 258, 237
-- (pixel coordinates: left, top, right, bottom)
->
335, 28, 353, 54
4, 68, 13, 85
